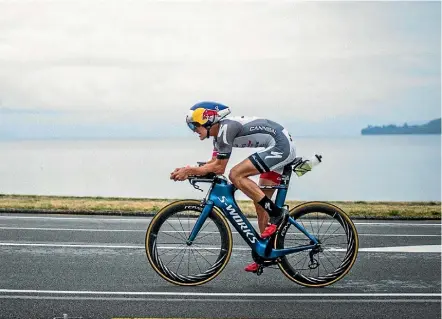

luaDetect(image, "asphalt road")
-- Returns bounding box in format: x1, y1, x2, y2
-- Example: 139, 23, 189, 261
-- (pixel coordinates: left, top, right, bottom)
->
0, 213, 440, 319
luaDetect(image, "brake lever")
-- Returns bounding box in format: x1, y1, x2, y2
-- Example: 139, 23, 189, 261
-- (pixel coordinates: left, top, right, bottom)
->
193, 183, 204, 192
188, 177, 204, 192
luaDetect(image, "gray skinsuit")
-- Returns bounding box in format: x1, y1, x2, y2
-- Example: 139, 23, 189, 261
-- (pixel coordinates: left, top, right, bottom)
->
213, 116, 296, 174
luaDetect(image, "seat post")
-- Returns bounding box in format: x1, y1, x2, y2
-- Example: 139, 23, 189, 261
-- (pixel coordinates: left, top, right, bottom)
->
281, 164, 293, 186
274, 164, 293, 208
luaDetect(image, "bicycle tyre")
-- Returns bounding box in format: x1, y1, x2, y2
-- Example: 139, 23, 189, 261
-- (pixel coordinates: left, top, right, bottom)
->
145, 200, 233, 286
275, 201, 359, 287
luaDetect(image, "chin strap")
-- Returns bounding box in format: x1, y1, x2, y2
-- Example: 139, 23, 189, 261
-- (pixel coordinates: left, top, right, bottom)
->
204, 121, 220, 139
205, 126, 211, 139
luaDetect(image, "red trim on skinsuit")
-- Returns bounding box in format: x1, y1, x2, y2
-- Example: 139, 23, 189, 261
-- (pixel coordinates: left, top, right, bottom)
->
260, 171, 281, 184
210, 149, 280, 184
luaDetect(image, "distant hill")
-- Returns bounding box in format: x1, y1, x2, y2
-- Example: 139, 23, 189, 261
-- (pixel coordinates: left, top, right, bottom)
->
361, 118, 441, 135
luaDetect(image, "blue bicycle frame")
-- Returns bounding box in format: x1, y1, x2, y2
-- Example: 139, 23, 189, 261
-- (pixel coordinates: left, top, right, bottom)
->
187, 166, 320, 259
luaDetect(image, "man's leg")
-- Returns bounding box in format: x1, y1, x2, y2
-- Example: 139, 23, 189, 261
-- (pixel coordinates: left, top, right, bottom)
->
254, 175, 279, 233
228, 158, 267, 202
254, 187, 272, 234
229, 158, 285, 238
238, 169, 279, 273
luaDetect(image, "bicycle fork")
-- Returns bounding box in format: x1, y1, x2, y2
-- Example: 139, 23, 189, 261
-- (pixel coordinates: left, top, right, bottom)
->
186, 201, 213, 245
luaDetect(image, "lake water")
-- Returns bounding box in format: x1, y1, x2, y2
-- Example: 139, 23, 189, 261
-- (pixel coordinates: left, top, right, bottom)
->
0, 135, 440, 201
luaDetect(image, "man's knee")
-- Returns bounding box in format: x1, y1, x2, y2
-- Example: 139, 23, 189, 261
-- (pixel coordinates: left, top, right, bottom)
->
229, 160, 260, 186
229, 166, 240, 185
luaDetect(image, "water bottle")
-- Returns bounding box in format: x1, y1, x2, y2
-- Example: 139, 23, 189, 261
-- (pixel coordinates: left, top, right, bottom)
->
294, 154, 322, 177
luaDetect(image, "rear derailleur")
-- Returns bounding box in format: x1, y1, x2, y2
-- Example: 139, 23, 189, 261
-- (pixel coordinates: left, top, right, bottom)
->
308, 243, 323, 269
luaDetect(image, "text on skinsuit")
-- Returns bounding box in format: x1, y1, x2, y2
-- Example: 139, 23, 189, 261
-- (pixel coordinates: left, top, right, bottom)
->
250, 126, 276, 134
218, 196, 257, 243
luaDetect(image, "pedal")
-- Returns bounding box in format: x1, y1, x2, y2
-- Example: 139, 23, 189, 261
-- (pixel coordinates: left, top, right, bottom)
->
256, 265, 264, 276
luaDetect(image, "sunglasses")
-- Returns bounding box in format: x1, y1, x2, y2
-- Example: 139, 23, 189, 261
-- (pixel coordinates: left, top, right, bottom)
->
187, 121, 201, 132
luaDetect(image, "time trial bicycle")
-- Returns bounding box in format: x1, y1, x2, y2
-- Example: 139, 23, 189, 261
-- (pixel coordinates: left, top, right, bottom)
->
145, 156, 359, 287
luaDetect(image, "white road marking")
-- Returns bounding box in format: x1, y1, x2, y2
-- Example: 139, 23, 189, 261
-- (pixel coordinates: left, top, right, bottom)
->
353, 234, 440, 237
0, 289, 440, 298
0, 242, 440, 252
360, 245, 442, 253
0, 227, 142, 232
0, 296, 439, 303
0, 215, 150, 222
0, 242, 142, 249
0, 226, 439, 237
0, 215, 439, 227
355, 222, 441, 227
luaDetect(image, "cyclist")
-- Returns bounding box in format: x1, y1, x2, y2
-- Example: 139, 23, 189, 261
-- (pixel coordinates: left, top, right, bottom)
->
170, 101, 296, 272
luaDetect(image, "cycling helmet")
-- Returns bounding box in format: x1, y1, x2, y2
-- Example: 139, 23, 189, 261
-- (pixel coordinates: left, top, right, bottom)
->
186, 102, 231, 134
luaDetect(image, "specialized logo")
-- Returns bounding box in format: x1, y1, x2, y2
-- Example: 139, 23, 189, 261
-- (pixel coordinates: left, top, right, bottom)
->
218, 124, 229, 145
264, 202, 271, 211
265, 151, 283, 160
218, 196, 257, 244
281, 222, 290, 237
250, 126, 276, 135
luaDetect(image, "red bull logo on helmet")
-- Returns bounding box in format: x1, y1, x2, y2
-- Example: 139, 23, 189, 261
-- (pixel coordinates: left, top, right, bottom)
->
191, 107, 219, 125
202, 109, 218, 120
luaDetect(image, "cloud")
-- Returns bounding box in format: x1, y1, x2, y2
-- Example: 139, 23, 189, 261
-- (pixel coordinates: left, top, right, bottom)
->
0, 0, 440, 136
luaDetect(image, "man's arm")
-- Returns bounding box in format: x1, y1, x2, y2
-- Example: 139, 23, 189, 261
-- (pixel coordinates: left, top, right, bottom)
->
186, 158, 228, 176
206, 158, 216, 164
205, 149, 218, 164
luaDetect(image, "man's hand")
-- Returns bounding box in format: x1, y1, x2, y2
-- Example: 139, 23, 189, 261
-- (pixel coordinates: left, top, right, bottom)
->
170, 166, 190, 181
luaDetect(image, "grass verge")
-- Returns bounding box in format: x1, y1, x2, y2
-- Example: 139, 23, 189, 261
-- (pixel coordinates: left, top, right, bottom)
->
0, 194, 440, 219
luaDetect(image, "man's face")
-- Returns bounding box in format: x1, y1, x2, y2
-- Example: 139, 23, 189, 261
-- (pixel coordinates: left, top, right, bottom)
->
194, 125, 207, 140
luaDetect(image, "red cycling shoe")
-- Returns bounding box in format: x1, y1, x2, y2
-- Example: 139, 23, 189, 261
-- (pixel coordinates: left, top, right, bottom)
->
260, 223, 278, 239
244, 262, 260, 272
260, 209, 289, 239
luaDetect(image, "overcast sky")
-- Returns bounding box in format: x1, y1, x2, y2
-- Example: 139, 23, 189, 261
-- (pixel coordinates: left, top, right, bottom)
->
0, 0, 440, 139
